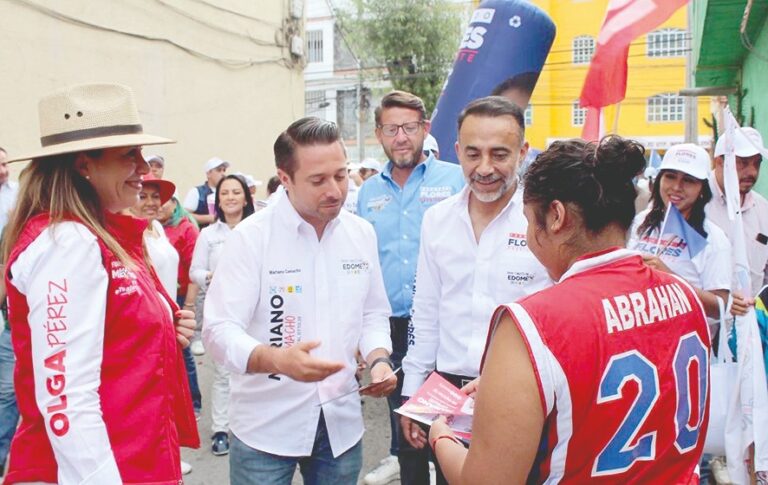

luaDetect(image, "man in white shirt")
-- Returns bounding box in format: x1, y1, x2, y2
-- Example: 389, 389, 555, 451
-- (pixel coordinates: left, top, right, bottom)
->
203, 117, 396, 485
400, 97, 550, 483
706, 127, 768, 298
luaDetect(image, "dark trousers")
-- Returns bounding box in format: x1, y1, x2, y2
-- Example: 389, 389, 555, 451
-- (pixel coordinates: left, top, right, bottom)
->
387, 317, 431, 485
389, 318, 473, 485
177, 295, 202, 411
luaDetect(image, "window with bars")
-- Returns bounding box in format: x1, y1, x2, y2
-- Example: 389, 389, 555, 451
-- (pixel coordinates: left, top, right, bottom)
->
572, 35, 595, 64
305, 90, 326, 117
306, 30, 324, 63
524, 105, 533, 127
572, 101, 587, 126
647, 93, 685, 122
647, 28, 687, 57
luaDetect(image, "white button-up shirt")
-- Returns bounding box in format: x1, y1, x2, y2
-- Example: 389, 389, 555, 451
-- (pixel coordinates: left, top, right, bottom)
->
203, 192, 392, 458
190, 220, 232, 290
705, 173, 768, 296
402, 186, 551, 396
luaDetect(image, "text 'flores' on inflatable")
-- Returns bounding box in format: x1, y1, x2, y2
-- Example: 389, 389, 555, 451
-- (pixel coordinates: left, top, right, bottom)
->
430, 0, 555, 163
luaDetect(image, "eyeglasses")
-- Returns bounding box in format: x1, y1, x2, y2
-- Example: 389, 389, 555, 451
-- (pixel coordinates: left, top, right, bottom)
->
377, 121, 423, 137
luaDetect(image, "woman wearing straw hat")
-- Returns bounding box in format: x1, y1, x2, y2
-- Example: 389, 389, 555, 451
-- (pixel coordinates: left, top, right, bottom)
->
2, 83, 200, 484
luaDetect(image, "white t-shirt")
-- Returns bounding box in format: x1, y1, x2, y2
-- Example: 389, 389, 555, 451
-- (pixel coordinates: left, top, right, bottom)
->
182, 185, 215, 213
144, 220, 180, 300
628, 207, 731, 292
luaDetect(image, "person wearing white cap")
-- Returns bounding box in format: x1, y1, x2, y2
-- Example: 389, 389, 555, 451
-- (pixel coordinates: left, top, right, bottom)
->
244, 174, 262, 198
145, 154, 165, 179
359, 158, 382, 181
628, 143, 732, 319
423, 133, 440, 158
183, 156, 229, 227
706, 127, 768, 297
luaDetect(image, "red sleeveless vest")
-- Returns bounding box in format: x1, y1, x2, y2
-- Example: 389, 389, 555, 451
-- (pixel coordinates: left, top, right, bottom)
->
4, 212, 199, 485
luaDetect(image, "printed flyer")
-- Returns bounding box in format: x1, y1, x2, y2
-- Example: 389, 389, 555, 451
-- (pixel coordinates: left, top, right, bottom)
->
395, 373, 474, 441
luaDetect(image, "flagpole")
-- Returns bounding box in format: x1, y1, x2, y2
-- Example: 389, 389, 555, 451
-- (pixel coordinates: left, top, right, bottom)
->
655, 201, 673, 257
612, 102, 621, 134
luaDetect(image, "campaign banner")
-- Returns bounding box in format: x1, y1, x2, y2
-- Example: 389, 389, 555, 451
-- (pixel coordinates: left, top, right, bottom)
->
430, 0, 555, 163
395, 372, 474, 440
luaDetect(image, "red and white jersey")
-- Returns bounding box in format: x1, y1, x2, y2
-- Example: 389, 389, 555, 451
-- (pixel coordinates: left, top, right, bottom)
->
488, 248, 710, 484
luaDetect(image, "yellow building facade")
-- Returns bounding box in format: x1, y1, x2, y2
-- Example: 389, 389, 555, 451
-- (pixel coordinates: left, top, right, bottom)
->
522, 0, 711, 151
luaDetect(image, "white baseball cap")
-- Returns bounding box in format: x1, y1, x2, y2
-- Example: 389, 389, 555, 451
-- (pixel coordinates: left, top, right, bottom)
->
204, 156, 229, 173
243, 174, 262, 188
714, 126, 766, 159
659, 143, 710, 180
423, 134, 439, 155
360, 158, 382, 172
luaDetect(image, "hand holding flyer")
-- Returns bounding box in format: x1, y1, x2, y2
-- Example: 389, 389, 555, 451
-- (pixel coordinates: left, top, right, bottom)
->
395, 372, 474, 441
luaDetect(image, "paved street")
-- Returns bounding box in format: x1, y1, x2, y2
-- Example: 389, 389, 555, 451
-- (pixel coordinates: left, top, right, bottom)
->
181, 352, 396, 485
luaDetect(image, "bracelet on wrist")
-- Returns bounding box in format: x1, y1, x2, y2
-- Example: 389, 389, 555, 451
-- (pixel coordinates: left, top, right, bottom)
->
369, 356, 393, 372
183, 303, 195, 308
430, 434, 461, 450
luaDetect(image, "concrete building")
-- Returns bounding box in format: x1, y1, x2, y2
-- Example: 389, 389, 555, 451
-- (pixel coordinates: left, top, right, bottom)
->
0, 0, 305, 198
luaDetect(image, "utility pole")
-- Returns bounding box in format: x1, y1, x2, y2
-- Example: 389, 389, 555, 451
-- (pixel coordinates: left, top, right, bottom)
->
356, 61, 364, 162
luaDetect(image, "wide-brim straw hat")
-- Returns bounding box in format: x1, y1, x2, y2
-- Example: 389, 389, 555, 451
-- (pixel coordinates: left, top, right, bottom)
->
8, 83, 174, 163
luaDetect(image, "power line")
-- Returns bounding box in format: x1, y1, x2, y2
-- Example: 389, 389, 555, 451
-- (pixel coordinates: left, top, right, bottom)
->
153, 0, 281, 47
14, 0, 289, 69
189, 0, 282, 28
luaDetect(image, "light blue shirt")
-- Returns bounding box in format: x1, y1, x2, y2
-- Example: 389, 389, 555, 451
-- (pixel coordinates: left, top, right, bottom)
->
357, 154, 465, 316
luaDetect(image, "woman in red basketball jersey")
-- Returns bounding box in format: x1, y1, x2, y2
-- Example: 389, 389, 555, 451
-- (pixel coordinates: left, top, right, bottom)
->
430, 137, 710, 484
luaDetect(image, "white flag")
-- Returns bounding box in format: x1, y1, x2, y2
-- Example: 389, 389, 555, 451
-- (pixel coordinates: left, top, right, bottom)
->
721, 108, 768, 482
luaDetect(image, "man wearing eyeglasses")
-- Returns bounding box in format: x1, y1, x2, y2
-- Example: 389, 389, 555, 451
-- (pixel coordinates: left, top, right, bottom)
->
357, 91, 464, 485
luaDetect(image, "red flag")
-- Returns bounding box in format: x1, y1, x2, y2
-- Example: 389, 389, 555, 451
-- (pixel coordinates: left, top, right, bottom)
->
579, 0, 689, 111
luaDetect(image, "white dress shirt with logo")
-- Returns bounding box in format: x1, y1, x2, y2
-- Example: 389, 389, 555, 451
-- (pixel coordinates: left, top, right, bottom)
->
203, 192, 392, 458
705, 173, 768, 296
401, 186, 551, 396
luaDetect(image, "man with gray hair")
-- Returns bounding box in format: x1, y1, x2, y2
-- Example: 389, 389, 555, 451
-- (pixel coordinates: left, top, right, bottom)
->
400, 96, 550, 484
204, 117, 396, 484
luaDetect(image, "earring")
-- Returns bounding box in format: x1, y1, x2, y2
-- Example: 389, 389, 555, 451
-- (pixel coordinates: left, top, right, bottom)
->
85, 175, 90, 180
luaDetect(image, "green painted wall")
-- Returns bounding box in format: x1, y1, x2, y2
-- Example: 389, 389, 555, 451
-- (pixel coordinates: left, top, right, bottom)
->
740, 23, 768, 198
